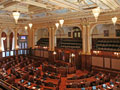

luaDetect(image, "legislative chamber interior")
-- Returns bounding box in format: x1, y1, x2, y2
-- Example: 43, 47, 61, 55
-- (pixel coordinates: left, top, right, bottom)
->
0, 0, 120, 90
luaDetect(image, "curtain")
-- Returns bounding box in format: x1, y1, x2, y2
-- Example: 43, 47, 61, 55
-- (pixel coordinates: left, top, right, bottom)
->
1, 38, 4, 51
12, 37, 14, 50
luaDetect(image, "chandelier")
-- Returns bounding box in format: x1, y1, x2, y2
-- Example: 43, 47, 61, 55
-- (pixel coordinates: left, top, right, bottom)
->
55, 23, 59, 29
112, 17, 117, 25
29, 23, 33, 29
92, 7, 100, 21
55, 19, 64, 28
59, 19, 64, 27
12, 11, 20, 24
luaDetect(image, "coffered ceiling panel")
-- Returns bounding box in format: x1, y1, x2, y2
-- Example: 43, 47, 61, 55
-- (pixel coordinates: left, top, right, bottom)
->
0, 0, 119, 26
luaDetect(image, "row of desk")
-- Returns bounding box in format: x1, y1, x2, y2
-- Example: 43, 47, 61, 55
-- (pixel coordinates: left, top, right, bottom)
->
14, 61, 61, 90
66, 72, 120, 90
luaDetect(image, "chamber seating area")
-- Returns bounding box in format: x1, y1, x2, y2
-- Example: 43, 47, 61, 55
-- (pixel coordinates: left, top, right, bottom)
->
37, 38, 82, 49
92, 38, 120, 52
37, 38, 49, 47
0, 55, 119, 90
57, 38, 82, 49
0, 55, 62, 90
0, 0, 120, 90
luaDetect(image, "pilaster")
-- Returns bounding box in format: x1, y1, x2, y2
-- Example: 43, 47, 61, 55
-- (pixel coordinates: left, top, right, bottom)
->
82, 25, 87, 54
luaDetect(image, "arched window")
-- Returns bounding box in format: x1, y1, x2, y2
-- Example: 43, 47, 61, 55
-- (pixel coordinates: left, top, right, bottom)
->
73, 27, 81, 38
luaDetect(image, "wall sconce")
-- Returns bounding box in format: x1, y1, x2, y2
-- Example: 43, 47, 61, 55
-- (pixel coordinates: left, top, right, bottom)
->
34, 46, 38, 49
53, 51, 57, 61
114, 52, 120, 57
71, 53, 75, 57
55, 19, 64, 28
93, 51, 100, 55
53, 51, 57, 55
16, 45, 19, 49
43, 46, 48, 49
79, 51, 82, 55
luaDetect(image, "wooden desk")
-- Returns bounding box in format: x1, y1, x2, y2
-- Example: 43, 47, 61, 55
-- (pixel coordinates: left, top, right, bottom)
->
16, 79, 57, 90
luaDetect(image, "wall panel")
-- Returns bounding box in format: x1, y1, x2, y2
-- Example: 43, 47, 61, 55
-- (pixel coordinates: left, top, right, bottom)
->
112, 59, 120, 70
104, 58, 110, 68
92, 56, 103, 67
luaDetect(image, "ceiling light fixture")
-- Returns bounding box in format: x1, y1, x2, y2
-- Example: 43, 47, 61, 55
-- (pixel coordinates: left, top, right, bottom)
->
29, 23, 33, 29
92, 7, 100, 22
12, 11, 20, 24
59, 19, 64, 27
55, 23, 59, 29
112, 17, 117, 25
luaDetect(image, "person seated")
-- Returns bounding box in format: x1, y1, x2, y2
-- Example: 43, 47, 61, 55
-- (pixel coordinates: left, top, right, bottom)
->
43, 73, 48, 78
36, 74, 40, 78
36, 70, 41, 76
29, 69, 34, 75
81, 87, 85, 90
24, 67, 28, 71
36, 80, 42, 85
29, 76, 34, 83
115, 78, 120, 83
2, 67, 6, 72
11, 66, 15, 74
48, 82, 55, 87
35, 85, 40, 89
109, 79, 114, 87
15, 72, 21, 78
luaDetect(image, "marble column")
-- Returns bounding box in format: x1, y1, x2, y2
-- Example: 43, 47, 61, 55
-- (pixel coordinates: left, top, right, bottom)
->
86, 25, 91, 55
28, 28, 32, 48
32, 29, 35, 49
14, 29, 18, 50
48, 27, 52, 51
51, 27, 55, 51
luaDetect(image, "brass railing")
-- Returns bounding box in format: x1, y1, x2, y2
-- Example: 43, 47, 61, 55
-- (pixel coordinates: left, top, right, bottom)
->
0, 79, 19, 90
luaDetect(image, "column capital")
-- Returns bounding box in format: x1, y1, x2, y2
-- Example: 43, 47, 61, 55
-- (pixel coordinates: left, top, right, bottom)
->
82, 24, 91, 27
48, 26, 56, 30
13, 28, 18, 32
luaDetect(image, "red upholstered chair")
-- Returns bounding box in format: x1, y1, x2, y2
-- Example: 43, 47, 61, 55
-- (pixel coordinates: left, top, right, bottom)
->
36, 70, 41, 76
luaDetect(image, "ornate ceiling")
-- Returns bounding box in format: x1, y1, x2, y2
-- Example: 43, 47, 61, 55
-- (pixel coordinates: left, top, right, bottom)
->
0, 0, 120, 28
